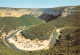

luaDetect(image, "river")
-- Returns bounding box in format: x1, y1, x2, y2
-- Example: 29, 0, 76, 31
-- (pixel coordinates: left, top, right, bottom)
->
50, 30, 58, 48
5, 29, 59, 51
5, 30, 23, 51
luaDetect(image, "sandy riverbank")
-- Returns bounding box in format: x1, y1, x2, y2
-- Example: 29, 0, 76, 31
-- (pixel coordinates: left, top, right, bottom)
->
7, 28, 63, 51
56, 28, 64, 40
8, 34, 52, 51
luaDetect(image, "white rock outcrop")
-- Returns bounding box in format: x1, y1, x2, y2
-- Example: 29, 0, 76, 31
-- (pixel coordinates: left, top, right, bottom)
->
0, 8, 43, 17
61, 7, 76, 17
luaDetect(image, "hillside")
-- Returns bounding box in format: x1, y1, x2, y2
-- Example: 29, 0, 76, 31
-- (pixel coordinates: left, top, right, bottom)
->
0, 5, 80, 55
0, 14, 43, 33
22, 6, 80, 40
21, 6, 80, 55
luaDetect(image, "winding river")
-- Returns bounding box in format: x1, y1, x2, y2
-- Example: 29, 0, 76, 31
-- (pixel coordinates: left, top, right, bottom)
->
5, 30, 23, 51
5, 29, 59, 51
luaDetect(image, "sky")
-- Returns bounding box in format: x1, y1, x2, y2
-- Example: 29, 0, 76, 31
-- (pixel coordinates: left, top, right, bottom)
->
0, 0, 80, 8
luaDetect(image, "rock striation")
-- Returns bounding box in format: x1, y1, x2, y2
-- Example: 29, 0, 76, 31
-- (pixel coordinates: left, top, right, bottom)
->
0, 8, 43, 17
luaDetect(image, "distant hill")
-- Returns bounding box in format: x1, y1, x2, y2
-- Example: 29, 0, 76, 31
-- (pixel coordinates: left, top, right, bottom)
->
0, 8, 44, 17
39, 6, 80, 22
0, 5, 80, 55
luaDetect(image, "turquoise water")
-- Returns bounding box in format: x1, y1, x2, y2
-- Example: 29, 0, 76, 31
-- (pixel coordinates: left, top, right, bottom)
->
50, 30, 58, 47
53, 30, 58, 38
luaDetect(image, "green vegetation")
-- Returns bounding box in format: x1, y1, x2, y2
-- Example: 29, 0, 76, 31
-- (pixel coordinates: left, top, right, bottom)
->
0, 6, 80, 55
22, 22, 55, 40
20, 6, 80, 55
0, 32, 1, 37
50, 27, 80, 55
22, 9, 80, 40
0, 39, 29, 55
0, 14, 43, 33
1, 27, 80, 55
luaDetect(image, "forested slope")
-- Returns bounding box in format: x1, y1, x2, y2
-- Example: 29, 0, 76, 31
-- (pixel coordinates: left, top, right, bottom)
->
0, 14, 43, 33
0, 6, 80, 55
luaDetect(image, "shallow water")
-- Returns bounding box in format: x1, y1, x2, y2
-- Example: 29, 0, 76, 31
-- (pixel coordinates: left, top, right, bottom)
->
6, 31, 22, 51
50, 30, 58, 47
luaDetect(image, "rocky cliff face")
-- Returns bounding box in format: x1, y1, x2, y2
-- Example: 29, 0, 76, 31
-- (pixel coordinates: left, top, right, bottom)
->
0, 6, 79, 20
61, 7, 75, 17
61, 7, 80, 17
43, 8, 63, 16
39, 7, 64, 22
0, 8, 43, 17
39, 6, 80, 22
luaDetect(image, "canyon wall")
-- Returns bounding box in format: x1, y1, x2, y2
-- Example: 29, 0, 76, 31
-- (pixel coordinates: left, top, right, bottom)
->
0, 8, 43, 17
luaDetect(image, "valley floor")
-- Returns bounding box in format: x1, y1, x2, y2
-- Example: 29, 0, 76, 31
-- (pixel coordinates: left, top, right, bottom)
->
7, 28, 62, 51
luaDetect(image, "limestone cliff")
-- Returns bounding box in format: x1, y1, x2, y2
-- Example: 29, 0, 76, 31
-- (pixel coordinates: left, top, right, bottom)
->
39, 6, 80, 21
61, 7, 80, 17
39, 7, 64, 21
0, 6, 79, 20
0, 8, 43, 17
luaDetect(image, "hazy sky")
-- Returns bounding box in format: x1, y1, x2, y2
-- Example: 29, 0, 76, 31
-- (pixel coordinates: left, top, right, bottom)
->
0, 0, 80, 8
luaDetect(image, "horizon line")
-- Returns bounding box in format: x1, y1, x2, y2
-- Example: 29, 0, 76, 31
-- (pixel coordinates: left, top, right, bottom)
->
0, 5, 79, 9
